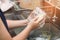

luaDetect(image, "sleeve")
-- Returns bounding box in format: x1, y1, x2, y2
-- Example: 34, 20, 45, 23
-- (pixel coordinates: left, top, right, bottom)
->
0, 0, 14, 12
0, 0, 2, 8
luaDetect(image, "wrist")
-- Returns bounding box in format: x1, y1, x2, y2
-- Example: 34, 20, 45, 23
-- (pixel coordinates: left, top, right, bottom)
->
25, 19, 29, 24
26, 25, 33, 31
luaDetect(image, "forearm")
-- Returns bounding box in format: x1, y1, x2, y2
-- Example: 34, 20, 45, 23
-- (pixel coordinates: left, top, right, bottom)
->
0, 18, 12, 40
0, 18, 32, 40
13, 26, 32, 40
0, 24, 12, 40
7, 19, 28, 28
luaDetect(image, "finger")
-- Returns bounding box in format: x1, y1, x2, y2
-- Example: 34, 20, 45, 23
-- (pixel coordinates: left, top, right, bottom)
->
29, 12, 34, 16
36, 17, 44, 24
33, 16, 39, 21
28, 12, 35, 18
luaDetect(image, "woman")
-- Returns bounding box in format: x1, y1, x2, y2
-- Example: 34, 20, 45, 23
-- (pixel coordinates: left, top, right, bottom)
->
0, 0, 42, 40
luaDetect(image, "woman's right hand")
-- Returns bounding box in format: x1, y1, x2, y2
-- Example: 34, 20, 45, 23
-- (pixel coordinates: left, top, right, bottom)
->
27, 16, 42, 30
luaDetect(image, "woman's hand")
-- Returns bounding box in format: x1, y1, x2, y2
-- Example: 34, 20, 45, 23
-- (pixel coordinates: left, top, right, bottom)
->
27, 16, 42, 30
